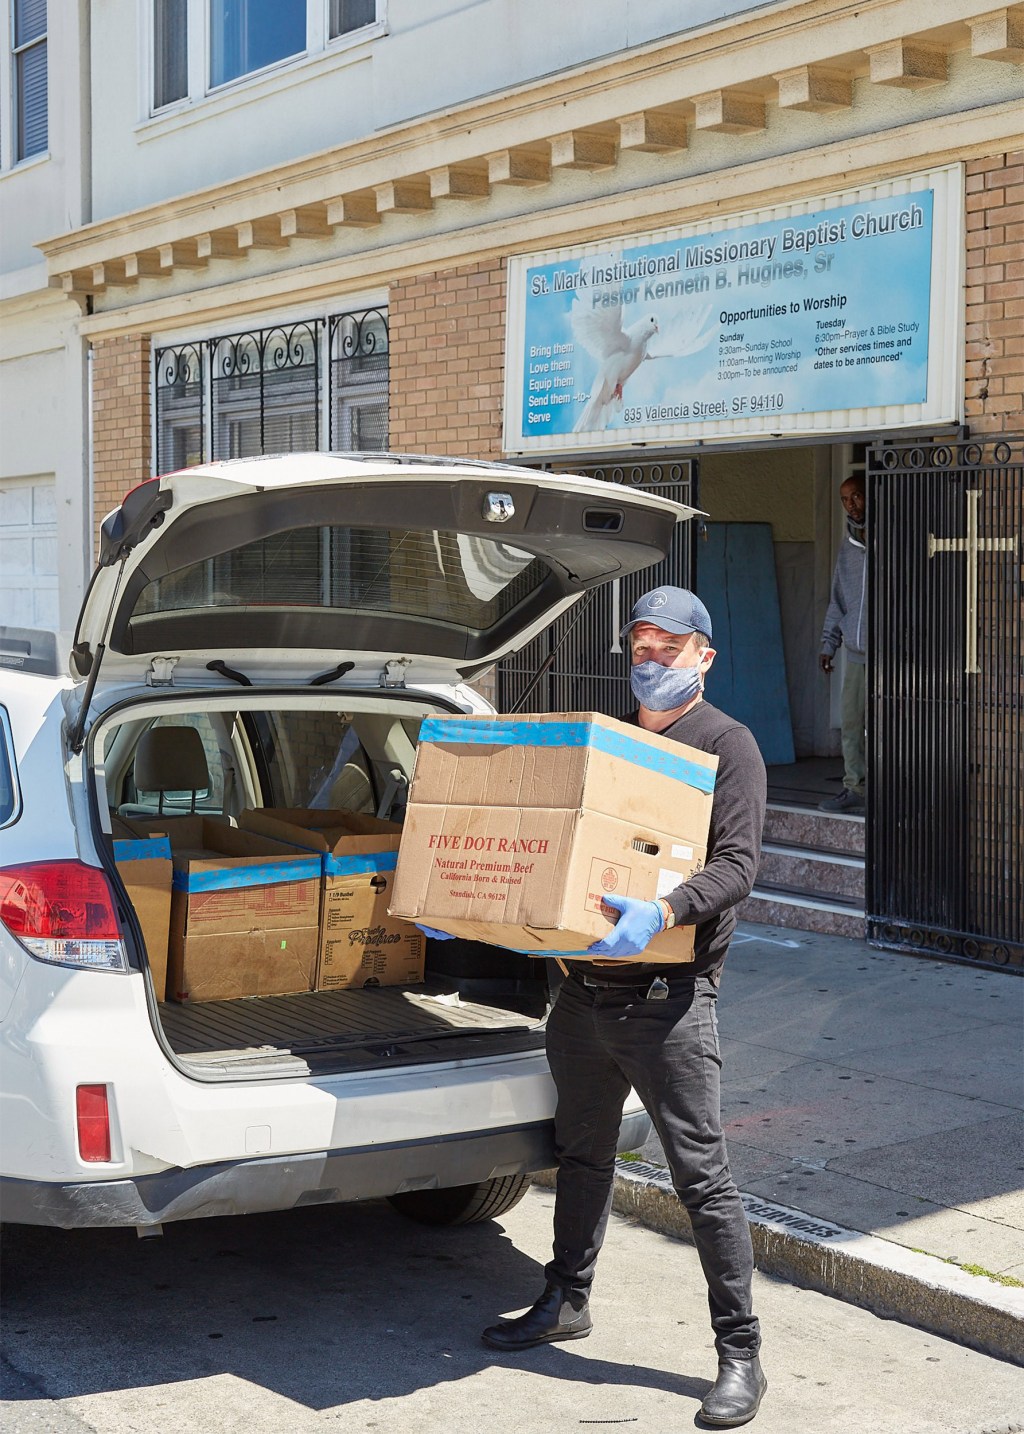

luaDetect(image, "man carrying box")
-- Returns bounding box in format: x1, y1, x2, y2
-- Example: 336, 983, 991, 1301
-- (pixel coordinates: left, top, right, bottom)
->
419, 585, 767, 1427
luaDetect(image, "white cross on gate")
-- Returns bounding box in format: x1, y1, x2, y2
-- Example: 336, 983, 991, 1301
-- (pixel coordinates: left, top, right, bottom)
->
927, 488, 1019, 674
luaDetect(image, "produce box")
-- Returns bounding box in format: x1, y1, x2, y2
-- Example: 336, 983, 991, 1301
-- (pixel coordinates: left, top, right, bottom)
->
130, 816, 320, 1002
239, 809, 424, 990
112, 832, 173, 1001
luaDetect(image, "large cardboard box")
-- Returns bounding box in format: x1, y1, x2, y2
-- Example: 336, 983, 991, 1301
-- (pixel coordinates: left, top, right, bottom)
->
112, 833, 173, 1001
389, 712, 717, 961
239, 809, 425, 990
130, 817, 321, 1002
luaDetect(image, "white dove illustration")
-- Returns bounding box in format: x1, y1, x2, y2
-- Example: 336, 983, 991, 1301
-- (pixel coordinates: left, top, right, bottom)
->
572, 304, 659, 431
645, 300, 718, 364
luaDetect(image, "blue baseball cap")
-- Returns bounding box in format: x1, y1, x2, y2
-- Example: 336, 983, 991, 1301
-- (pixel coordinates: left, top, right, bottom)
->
620, 586, 713, 642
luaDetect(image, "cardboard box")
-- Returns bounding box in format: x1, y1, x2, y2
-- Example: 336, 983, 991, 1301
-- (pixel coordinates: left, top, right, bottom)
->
130, 817, 321, 1002
389, 712, 717, 961
112, 834, 173, 1001
239, 809, 425, 990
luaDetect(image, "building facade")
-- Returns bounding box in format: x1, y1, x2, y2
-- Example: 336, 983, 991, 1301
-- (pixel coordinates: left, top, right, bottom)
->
2, 0, 1022, 962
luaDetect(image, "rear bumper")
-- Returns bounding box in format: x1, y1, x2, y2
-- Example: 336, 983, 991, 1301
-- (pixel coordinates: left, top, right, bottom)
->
1, 1109, 652, 1228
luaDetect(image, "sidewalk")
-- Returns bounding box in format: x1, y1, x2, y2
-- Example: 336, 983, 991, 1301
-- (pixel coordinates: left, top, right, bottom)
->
542, 923, 1024, 1364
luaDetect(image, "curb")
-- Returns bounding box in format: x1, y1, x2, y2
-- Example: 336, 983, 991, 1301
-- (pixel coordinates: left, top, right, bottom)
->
532, 1160, 1024, 1366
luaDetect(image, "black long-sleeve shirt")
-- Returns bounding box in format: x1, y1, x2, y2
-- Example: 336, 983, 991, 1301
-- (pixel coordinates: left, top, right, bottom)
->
581, 700, 766, 982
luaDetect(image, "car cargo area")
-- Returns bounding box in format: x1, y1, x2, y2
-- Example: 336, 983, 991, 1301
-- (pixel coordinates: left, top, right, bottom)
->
156, 981, 544, 1077
92, 695, 551, 1079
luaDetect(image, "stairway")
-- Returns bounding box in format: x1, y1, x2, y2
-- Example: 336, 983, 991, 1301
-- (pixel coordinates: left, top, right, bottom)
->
739, 804, 865, 938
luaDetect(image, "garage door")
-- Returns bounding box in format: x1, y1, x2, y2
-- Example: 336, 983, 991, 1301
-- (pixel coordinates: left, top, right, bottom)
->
0, 476, 58, 628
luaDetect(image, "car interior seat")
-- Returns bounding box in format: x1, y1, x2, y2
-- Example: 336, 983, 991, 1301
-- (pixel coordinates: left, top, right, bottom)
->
118, 726, 211, 817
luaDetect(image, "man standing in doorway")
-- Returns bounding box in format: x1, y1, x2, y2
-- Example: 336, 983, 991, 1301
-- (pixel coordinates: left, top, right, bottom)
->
472, 586, 769, 1427
819, 474, 867, 814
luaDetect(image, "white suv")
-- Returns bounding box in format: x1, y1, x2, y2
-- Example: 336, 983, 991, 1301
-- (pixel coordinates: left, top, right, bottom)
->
0, 453, 693, 1233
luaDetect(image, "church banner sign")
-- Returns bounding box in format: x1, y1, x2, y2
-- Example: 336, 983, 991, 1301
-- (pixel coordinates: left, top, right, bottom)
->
503, 166, 963, 453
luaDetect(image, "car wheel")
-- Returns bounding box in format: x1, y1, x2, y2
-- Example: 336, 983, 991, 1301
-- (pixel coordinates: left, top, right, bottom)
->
386, 1174, 532, 1226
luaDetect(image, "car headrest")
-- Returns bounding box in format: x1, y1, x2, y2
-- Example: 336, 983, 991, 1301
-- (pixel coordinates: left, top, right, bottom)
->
134, 726, 210, 793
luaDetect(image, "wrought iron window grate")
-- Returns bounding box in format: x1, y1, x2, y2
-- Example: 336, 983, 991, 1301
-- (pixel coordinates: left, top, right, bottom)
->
154, 308, 389, 475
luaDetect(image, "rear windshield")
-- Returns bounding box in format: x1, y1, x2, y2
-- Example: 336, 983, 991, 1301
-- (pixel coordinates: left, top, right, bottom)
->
133, 525, 545, 632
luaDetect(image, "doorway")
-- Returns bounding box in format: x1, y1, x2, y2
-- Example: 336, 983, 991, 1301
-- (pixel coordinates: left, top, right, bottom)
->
695, 441, 865, 808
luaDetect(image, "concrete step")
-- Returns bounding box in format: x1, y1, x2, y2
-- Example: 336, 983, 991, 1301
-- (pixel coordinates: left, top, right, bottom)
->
759, 840, 865, 901
762, 802, 865, 857
738, 886, 866, 940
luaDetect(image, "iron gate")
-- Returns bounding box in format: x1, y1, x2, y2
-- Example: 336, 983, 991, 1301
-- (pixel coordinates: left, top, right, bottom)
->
496, 459, 697, 715
867, 435, 1023, 969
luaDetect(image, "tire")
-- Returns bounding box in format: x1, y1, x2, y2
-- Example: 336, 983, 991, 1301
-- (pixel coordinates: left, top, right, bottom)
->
386, 1174, 532, 1226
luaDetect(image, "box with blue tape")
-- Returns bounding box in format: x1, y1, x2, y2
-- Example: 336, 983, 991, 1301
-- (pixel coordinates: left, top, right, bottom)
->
112, 830, 173, 1000
129, 816, 321, 1001
389, 712, 716, 960
238, 808, 425, 990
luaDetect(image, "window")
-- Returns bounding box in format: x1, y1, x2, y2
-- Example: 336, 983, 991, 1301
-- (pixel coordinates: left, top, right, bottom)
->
132, 524, 543, 635
153, 0, 187, 110
12, 0, 47, 160
154, 308, 389, 474
210, 322, 319, 459
330, 0, 375, 38
255, 712, 375, 811
210, 0, 305, 89
150, 0, 380, 113
330, 310, 388, 452
119, 713, 225, 814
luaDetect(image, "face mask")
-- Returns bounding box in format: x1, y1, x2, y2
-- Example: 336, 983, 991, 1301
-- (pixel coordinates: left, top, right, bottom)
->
630, 659, 703, 711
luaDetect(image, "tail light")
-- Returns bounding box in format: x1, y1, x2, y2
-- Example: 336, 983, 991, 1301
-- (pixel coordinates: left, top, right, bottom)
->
0, 861, 127, 971
76, 1084, 112, 1162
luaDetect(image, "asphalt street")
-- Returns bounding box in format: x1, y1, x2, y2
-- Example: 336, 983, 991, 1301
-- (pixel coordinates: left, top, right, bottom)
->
2, 1186, 1022, 1433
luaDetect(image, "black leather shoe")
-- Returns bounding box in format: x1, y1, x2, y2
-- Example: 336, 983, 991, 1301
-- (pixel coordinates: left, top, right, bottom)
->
699, 1355, 767, 1427
481, 1284, 592, 1351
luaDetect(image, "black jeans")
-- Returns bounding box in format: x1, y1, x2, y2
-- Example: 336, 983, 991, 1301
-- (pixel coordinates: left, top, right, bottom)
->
543, 970, 760, 1359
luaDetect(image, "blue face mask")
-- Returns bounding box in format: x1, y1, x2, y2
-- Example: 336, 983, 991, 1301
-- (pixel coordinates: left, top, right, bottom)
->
630, 659, 703, 711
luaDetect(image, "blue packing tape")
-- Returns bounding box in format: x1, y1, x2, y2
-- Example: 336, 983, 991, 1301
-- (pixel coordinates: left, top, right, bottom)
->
325, 850, 399, 877
113, 837, 172, 862
172, 856, 321, 893
418, 717, 716, 795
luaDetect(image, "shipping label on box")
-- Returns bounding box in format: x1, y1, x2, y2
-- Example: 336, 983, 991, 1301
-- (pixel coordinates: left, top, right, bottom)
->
392, 712, 715, 961
113, 835, 173, 1001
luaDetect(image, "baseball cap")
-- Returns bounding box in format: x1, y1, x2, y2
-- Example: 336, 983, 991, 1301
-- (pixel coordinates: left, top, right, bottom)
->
620, 586, 713, 642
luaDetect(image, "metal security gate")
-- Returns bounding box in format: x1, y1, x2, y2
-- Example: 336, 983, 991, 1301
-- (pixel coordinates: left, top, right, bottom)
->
496, 459, 697, 715
867, 435, 1023, 969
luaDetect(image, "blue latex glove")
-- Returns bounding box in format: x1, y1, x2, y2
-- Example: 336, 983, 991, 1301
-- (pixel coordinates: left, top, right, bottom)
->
416, 923, 456, 941
586, 894, 665, 959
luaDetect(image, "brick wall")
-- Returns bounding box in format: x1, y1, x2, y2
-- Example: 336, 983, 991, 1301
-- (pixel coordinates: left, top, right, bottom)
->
92, 334, 151, 549
389, 258, 506, 457
965, 151, 1023, 434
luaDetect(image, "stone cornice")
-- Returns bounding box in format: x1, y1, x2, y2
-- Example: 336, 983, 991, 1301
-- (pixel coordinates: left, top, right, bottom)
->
40, 0, 1023, 297
75, 98, 1023, 340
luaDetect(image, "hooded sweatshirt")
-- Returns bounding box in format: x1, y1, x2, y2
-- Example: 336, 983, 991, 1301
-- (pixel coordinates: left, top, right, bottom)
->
821, 517, 866, 664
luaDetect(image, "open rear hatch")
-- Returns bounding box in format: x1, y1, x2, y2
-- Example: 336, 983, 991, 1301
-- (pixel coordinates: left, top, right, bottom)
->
81, 455, 695, 1077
